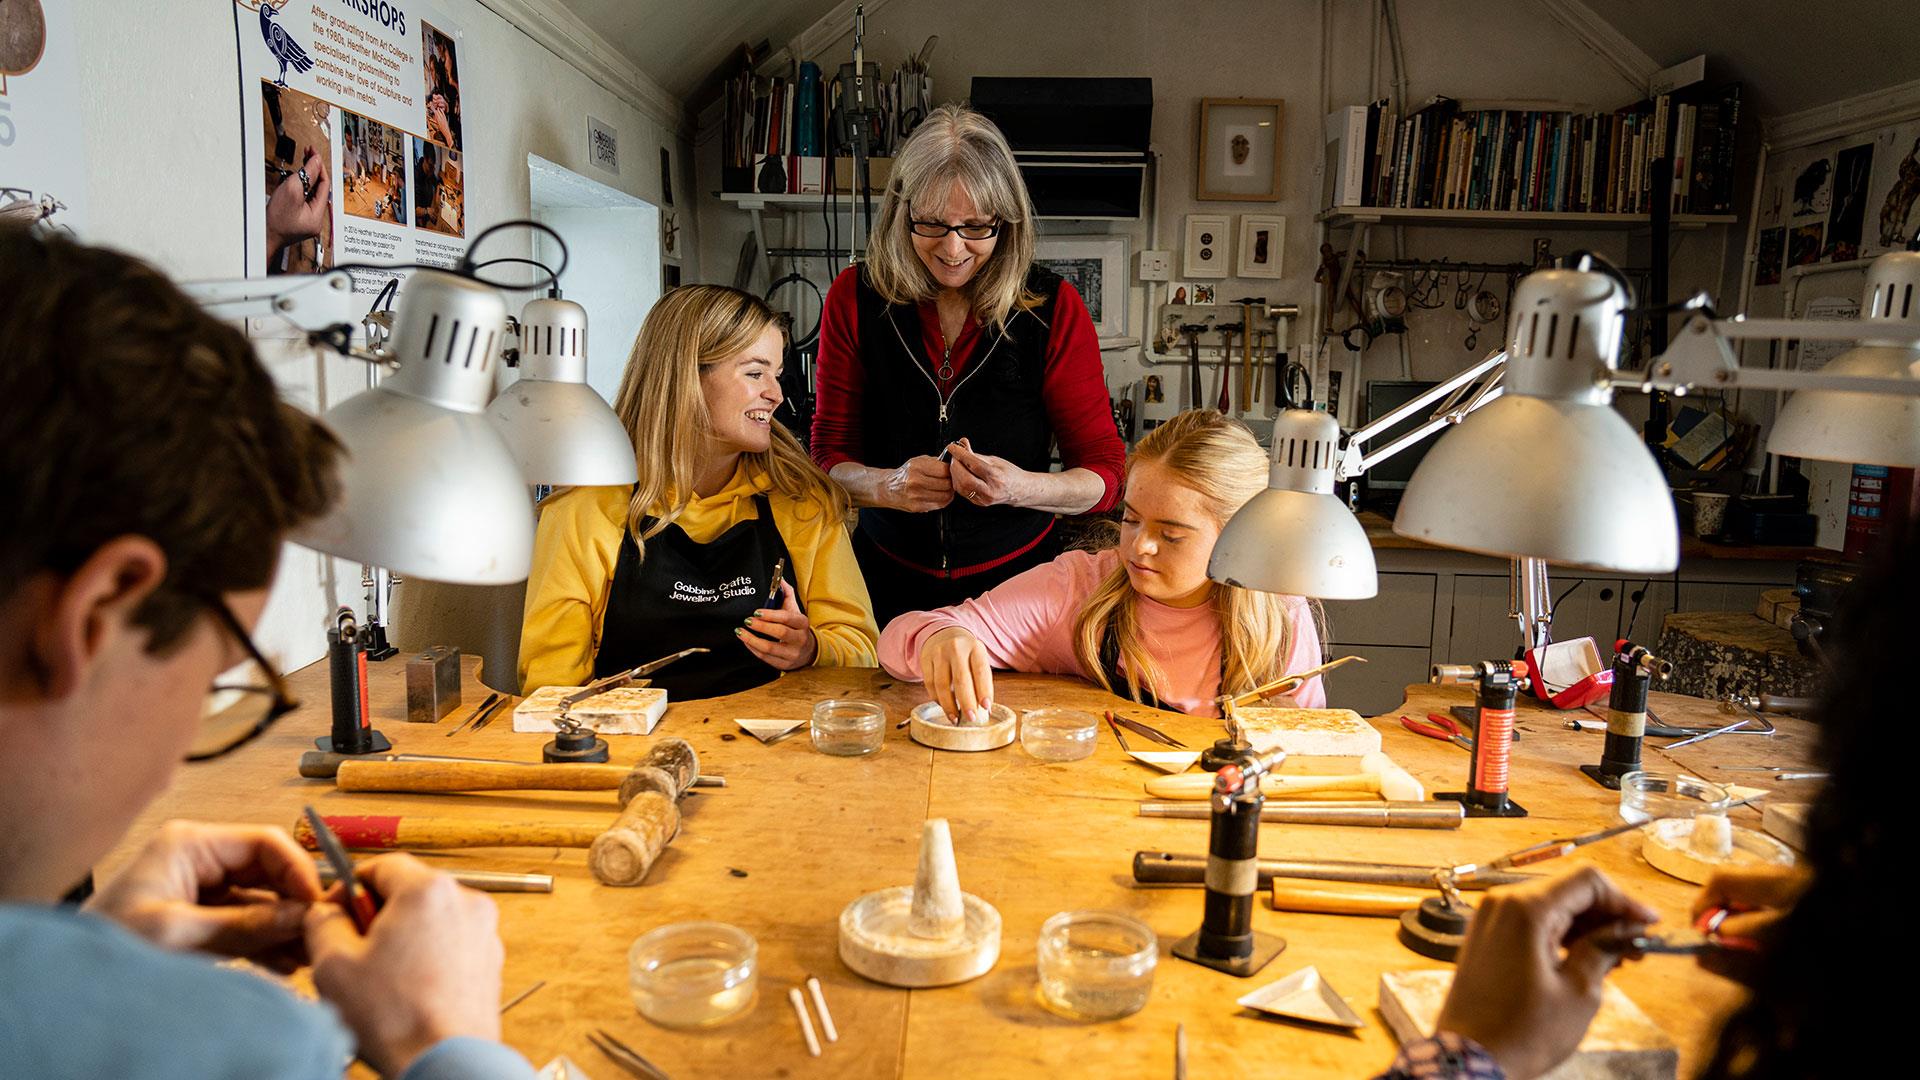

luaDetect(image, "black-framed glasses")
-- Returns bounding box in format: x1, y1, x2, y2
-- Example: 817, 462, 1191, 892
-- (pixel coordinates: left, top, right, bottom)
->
186, 596, 298, 763
907, 217, 1001, 240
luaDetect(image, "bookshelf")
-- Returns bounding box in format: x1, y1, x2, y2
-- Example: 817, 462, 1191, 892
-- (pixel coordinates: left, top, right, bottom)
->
1319, 206, 1736, 231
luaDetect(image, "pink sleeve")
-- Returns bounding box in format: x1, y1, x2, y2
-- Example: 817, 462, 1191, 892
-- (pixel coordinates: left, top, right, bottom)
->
1280, 599, 1327, 708
877, 552, 1102, 681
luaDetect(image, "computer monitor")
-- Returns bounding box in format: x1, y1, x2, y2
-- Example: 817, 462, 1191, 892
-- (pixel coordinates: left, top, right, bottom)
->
1362, 380, 1441, 503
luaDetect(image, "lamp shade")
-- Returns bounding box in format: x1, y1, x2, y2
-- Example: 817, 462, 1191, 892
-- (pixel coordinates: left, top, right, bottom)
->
485, 297, 640, 485
1209, 410, 1378, 599
1769, 251, 1920, 467
295, 270, 535, 585
1393, 267, 1678, 573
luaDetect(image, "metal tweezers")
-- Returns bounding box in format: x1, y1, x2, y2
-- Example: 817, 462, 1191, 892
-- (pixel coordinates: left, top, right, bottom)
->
586, 1028, 671, 1079
1110, 713, 1187, 749
445, 692, 504, 737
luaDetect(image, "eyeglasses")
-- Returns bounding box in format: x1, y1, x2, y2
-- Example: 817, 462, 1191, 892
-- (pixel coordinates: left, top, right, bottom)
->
186, 596, 298, 763
907, 217, 1001, 240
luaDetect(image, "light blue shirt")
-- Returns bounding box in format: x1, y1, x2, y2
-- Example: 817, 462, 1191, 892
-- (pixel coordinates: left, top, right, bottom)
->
0, 904, 535, 1079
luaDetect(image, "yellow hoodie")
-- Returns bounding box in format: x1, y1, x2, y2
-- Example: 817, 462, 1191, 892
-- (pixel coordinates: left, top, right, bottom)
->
518, 460, 878, 692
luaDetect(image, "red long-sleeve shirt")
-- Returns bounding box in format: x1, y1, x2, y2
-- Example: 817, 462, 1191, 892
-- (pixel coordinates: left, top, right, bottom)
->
810, 266, 1125, 514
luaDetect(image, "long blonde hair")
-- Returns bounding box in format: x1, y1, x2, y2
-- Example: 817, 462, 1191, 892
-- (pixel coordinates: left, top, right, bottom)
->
864, 104, 1040, 332
1072, 410, 1324, 706
611, 284, 849, 560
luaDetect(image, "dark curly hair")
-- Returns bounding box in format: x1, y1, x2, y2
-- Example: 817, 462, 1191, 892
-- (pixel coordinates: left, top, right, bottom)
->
0, 226, 343, 652
1698, 518, 1911, 1077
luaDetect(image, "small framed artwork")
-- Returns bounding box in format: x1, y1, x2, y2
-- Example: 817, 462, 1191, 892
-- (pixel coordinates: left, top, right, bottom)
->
1236, 215, 1286, 278
1198, 98, 1284, 201
1034, 236, 1129, 338
1184, 214, 1231, 279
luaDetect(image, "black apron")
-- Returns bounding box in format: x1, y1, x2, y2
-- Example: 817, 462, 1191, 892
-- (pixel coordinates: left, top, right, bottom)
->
593, 493, 799, 701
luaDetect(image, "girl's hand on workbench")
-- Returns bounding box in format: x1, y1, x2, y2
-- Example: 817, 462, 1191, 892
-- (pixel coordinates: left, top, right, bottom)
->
920, 625, 995, 723
1691, 865, 1807, 984
1437, 867, 1660, 1080
740, 579, 818, 670
306, 854, 504, 1077
84, 820, 321, 971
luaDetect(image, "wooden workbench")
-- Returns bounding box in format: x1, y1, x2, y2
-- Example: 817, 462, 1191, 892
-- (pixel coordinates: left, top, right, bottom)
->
103, 659, 1818, 1078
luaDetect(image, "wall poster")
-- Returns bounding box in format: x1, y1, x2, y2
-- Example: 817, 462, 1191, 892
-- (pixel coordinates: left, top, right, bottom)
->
234, 0, 472, 291
1, 0, 86, 235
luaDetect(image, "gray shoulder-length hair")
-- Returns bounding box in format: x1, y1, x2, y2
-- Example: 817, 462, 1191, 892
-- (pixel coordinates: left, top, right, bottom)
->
863, 103, 1041, 332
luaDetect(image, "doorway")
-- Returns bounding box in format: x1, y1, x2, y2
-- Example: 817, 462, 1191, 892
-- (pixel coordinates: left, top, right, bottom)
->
527, 154, 661, 400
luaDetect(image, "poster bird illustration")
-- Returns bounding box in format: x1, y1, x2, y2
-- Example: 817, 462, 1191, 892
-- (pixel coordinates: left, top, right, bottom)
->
1792, 159, 1831, 215
1879, 138, 1920, 248
259, 3, 313, 87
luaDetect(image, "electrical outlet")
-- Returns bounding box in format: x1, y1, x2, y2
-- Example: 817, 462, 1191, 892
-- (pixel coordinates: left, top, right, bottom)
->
1136, 250, 1173, 281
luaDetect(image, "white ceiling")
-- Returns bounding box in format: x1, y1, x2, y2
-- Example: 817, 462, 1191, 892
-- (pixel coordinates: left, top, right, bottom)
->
552, 0, 1916, 120
551, 0, 845, 101
1582, 0, 1920, 118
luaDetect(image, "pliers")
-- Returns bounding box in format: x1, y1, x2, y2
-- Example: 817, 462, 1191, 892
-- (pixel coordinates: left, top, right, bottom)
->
1400, 712, 1473, 752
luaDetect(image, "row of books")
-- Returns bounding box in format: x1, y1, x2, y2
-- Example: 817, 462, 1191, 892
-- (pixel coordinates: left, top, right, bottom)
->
723, 72, 823, 174
1326, 85, 1741, 216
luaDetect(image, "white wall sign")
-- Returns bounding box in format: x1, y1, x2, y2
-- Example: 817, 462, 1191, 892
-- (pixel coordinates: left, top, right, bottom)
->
587, 115, 619, 175
233, 0, 474, 288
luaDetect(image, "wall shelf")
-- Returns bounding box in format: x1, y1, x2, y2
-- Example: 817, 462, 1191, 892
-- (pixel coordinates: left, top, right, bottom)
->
718, 192, 867, 211
1319, 206, 1737, 231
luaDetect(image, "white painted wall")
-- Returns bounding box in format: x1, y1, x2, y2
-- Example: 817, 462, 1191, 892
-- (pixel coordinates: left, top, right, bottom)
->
65, 0, 695, 672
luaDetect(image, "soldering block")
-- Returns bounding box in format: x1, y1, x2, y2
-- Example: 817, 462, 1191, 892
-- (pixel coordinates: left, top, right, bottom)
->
1381, 970, 1677, 1079
513, 686, 669, 735
1230, 707, 1380, 757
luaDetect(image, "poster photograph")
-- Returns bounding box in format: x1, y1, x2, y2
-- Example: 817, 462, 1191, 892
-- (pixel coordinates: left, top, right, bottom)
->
1, 0, 86, 235
234, 1, 474, 287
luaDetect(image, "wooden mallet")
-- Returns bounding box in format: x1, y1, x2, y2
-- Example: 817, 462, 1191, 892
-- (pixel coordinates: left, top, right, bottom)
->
298, 739, 701, 888
1144, 751, 1425, 802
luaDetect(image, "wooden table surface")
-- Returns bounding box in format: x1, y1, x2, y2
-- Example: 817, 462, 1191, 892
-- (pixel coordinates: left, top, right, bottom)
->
104, 658, 1819, 1079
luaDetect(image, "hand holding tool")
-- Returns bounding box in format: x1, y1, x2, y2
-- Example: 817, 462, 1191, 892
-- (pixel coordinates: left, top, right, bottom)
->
1400, 712, 1472, 751
303, 804, 378, 932
762, 556, 788, 610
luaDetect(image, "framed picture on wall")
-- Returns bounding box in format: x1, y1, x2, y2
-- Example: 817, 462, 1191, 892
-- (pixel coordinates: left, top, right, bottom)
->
1236, 215, 1285, 278
1197, 98, 1284, 201
1183, 214, 1231, 279
1034, 236, 1129, 339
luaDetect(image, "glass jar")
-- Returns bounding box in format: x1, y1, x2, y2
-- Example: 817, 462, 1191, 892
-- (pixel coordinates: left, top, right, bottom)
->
628, 921, 758, 1028
811, 698, 886, 756
1036, 910, 1157, 1020
1618, 770, 1730, 825
1020, 708, 1100, 762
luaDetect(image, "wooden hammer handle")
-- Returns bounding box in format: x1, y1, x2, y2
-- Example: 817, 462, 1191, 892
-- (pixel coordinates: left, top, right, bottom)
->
1143, 773, 1381, 800
335, 760, 630, 792
589, 791, 680, 887
1269, 877, 1432, 917
295, 814, 601, 850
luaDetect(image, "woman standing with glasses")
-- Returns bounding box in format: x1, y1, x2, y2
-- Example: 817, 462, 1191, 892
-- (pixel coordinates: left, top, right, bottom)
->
811, 104, 1126, 626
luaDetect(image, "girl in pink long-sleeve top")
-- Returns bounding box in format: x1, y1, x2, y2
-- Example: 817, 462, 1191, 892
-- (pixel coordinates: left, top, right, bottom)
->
879, 410, 1328, 720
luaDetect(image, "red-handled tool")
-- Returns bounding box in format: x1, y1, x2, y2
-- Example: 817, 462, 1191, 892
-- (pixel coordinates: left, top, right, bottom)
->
1399, 713, 1473, 752
303, 804, 379, 933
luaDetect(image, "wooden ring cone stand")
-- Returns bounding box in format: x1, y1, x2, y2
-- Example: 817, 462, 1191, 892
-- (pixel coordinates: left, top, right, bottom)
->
909, 701, 1016, 752
839, 818, 1001, 987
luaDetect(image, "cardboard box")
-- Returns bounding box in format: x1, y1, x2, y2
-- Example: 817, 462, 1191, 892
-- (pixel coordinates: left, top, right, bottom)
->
833, 156, 893, 195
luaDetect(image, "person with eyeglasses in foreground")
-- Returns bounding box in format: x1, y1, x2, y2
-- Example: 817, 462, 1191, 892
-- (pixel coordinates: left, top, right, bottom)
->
0, 227, 534, 1079
809, 103, 1127, 627
1372, 521, 1907, 1079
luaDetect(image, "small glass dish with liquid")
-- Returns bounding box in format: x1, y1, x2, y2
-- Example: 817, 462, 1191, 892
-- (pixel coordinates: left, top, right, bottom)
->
1036, 910, 1157, 1020
811, 698, 886, 756
1020, 708, 1100, 762
628, 921, 758, 1028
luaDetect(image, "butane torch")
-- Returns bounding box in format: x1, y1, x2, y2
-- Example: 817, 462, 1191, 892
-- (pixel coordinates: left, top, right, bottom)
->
1170, 746, 1289, 977
320, 607, 391, 755
1431, 660, 1529, 818
1580, 640, 1672, 789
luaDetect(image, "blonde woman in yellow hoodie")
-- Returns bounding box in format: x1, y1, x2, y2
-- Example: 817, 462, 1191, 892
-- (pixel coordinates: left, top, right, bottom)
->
519, 285, 878, 699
